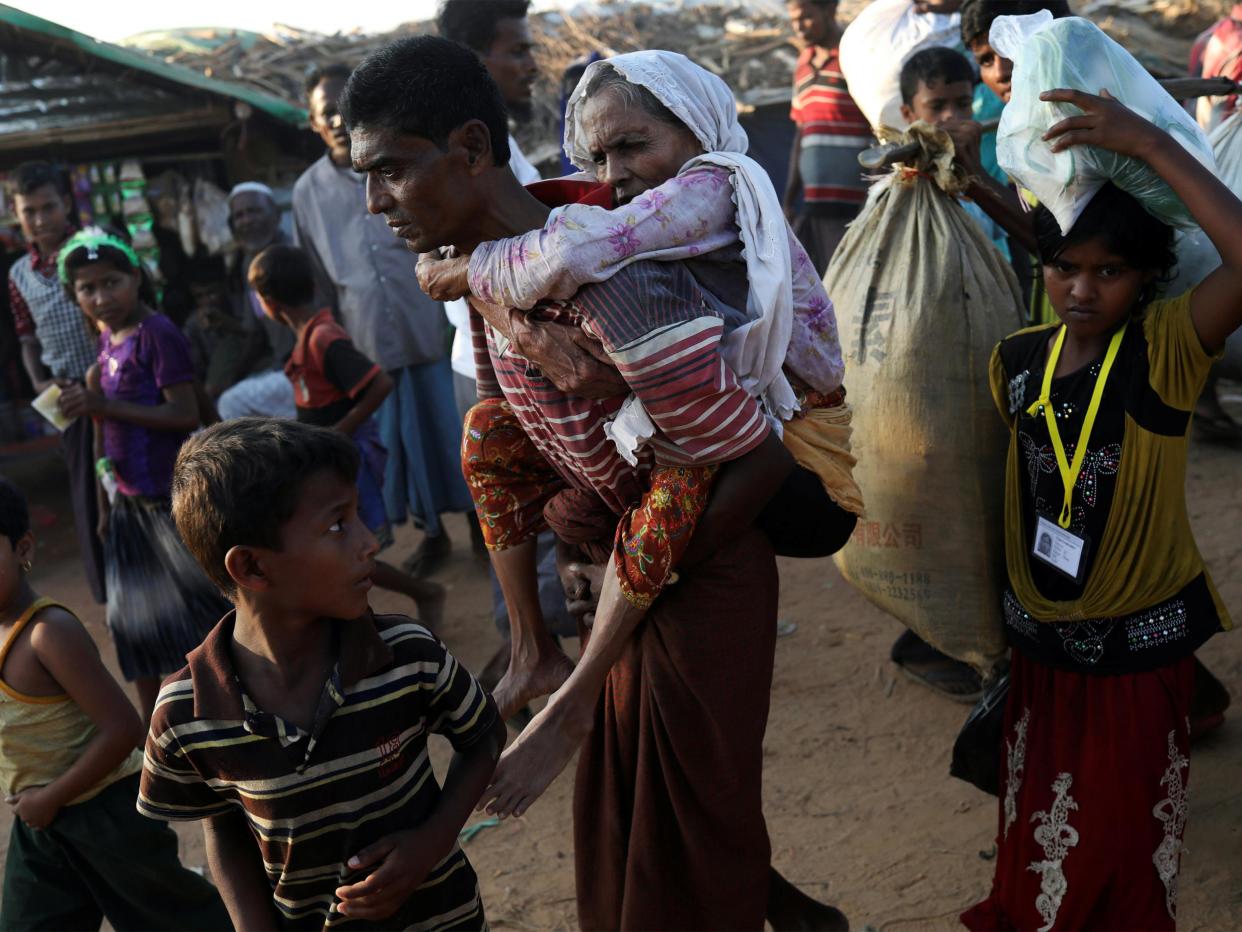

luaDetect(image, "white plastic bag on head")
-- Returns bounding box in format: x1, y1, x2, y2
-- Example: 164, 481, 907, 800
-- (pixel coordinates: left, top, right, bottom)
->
1158, 112, 1242, 297
839, 0, 962, 133
993, 13, 1216, 234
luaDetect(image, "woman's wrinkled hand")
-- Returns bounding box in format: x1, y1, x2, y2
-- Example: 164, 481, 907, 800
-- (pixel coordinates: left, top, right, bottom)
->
509, 316, 629, 399
416, 251, 471, 302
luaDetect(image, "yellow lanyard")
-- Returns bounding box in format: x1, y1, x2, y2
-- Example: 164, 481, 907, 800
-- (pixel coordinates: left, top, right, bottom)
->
1025, 325, 1125, 529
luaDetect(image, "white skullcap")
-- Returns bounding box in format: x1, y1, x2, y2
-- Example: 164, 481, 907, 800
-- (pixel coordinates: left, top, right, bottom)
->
227, 181, 275, 204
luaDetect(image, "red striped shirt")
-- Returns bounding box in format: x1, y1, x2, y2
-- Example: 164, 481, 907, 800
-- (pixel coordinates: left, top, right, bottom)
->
469, 255, 768, 516
790, 46, 871, 207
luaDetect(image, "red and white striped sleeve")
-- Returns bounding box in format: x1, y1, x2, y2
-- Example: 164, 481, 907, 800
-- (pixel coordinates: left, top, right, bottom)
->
574, 262, 769, 466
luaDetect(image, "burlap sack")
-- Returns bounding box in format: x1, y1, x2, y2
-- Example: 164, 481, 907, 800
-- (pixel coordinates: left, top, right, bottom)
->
826, 124, 1023, 672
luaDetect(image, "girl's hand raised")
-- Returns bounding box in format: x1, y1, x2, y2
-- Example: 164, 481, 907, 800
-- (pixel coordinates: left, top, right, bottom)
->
1040, 88, 1164, 160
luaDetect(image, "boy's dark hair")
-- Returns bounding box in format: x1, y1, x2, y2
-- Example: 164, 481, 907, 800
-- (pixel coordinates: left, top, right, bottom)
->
304, 62, 353, 100
0, 479, 30, 550
340, 36, 511, 165
172, 418, 359, 596
899, 47, 975, 106
437, 0, 531, 53
187, 252, 227, 288
960, 0, 1072, 48
12, 161, 71, 199
1034, 182, 1177, 291
248, 245, 316, 308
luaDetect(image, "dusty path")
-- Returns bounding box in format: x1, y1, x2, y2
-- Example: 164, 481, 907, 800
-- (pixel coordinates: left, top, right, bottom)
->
2, 431, 1238, 930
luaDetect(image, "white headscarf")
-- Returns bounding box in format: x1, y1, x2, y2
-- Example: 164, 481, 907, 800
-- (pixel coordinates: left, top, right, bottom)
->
564, 51, 799, 447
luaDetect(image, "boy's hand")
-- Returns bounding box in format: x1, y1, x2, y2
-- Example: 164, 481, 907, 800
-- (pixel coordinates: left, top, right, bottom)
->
416, 252, 471, 302
335, 829, 441, 920
57, 383, 103, 419
944, 120, 984, 174
1041, 88, 1162, 160
6, 785, 62, 829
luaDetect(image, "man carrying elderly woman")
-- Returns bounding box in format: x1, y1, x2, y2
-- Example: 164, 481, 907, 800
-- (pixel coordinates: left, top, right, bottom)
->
345, 38, 857, 929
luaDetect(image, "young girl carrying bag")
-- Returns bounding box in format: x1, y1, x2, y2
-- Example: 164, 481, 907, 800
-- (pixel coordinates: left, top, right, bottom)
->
964, 87, 1242, 931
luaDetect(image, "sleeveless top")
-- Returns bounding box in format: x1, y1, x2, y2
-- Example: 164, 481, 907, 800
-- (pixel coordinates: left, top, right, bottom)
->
0, 597, 143, 801
8, 254, 97, 380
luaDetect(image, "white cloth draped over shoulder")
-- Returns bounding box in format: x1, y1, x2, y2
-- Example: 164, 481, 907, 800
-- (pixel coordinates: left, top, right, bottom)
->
563, 51, 799, 458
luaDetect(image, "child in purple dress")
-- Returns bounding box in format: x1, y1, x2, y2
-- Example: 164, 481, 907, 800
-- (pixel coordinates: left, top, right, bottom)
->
56, 228, 226, 721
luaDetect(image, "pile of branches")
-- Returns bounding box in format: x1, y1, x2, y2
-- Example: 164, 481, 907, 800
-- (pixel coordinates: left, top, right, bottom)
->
125, 0, 1227, 168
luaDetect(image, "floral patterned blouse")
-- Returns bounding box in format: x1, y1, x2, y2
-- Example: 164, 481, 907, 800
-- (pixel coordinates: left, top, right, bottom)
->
467, 165, 845, 395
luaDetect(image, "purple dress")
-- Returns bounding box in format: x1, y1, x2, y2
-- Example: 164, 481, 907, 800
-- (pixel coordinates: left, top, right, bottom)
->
98, 314, 194, 499
96, 313, 226, 681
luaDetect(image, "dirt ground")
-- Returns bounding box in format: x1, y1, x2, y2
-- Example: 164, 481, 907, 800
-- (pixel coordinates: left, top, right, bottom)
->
1, 427, 1239, 932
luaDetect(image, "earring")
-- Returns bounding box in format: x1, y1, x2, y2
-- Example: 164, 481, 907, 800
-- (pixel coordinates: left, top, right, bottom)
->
20, 560, 32, 574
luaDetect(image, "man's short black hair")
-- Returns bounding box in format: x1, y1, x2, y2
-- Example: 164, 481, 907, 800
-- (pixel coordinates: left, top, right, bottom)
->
187, 252, 227, 288
304, 62, 353, 100
12, 161, 70, 199
340, 36, 512, 166
437, 0, 531, 53
0, 479, 30, 550
899, 47, 976, 106
960, 0, 1072, 48
248, 244, 316, 308
172, 418, 359, 597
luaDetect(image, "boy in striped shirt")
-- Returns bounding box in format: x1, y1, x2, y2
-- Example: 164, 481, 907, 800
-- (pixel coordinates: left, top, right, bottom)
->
137, 419, 505, 930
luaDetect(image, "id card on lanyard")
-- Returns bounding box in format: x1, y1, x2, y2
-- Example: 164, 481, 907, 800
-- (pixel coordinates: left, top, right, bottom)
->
1025, 325, 1124, 582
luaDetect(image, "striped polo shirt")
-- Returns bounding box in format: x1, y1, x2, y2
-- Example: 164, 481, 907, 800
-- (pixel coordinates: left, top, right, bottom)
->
138, 612, 496, 931
790, 46, 872, 212
468, 184, 769, 516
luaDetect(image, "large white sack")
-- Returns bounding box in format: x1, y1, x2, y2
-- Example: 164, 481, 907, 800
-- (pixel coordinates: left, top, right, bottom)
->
993, 12, 1216, 235
1161, 113, 1242, 299
839, 0, 962, 133
827, 124, 1023, 672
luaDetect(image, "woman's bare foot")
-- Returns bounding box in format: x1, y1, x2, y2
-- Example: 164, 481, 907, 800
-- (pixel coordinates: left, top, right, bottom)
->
491, 648, 575, 722
477, 699, 592, 818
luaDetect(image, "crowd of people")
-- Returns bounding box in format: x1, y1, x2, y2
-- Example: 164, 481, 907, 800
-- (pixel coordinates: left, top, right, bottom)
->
1, 0, 1240, 929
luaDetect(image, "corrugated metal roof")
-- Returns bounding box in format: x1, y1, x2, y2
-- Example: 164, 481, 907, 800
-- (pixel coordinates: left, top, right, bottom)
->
0, 5, 307, 126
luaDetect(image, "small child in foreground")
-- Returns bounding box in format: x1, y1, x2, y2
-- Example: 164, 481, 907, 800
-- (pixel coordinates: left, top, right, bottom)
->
139, 418, 505, 930
248, 243, 446, 627
964, 86, 1242, 930
0, 478, 227, 931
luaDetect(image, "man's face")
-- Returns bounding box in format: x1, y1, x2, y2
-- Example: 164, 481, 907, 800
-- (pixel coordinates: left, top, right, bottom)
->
787, 1, 839, 49
351, 122, 478, 254
310, 76, 352, 166
14, 184, 71, 254
901, 77, 974, 127
970, 38, 1013, 103
481, 17, 538, 122
229, 192, 280, 251
579, 91, 704, 206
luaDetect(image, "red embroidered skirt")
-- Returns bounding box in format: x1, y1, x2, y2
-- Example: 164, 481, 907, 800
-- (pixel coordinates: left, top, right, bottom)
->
962, 649, 1194, 932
